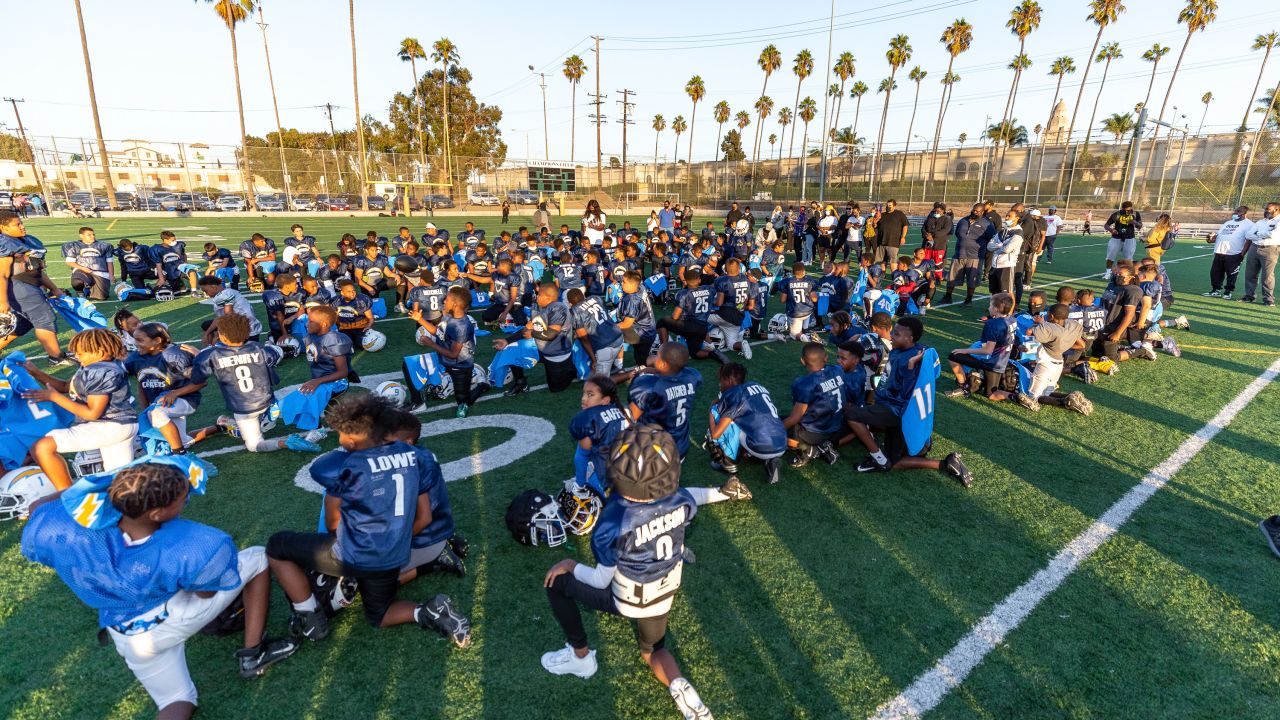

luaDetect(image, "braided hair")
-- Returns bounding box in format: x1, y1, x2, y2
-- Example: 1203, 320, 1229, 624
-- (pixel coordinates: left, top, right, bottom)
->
108, 463, 187, 518
68, 328, 126, 361
608, 424, 680, 502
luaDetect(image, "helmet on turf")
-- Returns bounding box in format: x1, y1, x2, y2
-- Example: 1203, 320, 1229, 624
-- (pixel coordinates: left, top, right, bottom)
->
767, 313, 788, 335
247, 277, 265, 293
471, 365, 490, 388
556, 483, 603, 535
505, 489, 567, 547
0, 467, 56, 521
608, 424, 680, 502
114, 282, 133, 302
415, 325, 433, 346
361, 329, 387, 352
154, 287, 175, 302
428, 373, 454, 400
73, 450, 105, 479
704, 326, 726, 350
375, 380, 409, 408
0, 310, 17, 338
276, 336, 301, 358
471, 260, 491, 277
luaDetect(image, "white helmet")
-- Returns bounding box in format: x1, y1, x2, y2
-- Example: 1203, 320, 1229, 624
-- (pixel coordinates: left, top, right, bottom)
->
276, 336, 301, 358
0, 467, 56, 521
361, 329, 387, 352
155, 287, 175, 302
471, 365, 490, 388
415, 325, 433, 346
73, 449, 105, 479
704, 326, 727, 350
767, 313, 789, 335
735, 218, 749, 234
375, 380, 409, 408
428, 373, 454, 400
217, 411, 278, 439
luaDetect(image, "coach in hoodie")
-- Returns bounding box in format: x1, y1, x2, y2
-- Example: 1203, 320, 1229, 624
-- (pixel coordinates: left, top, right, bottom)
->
942, 203, 996, 306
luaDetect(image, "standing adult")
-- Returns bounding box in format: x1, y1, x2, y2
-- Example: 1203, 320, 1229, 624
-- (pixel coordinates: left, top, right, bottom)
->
1042, 205, 1064, 263
501, 199, 511, 225
532, 202, 551, 233
986, 207, 1023, 296
679, 202, 694, 230
1082, 209, 1093, 235
1241, 201, 1280, 307
874, 199, 909, 266
724, 201, 743, 231
30, 194, 44, 217
980, 200, 1001, 278
941, 203, 996, 306
741, 205, 755, 232
838, 203, 863, 262
1103, 200, 1143, 279
581, 199, 607, 248
791, 204, 808, 263
0, 211, 72, 364
920, 202, 953, 276
1140, 214, 1176, 264
657, 200, 676, 235
1203, 206, 1252, 300
1015, 207, 1046, 304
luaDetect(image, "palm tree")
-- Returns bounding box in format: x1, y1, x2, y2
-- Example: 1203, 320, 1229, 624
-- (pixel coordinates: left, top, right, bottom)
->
1254, 86, 1280, 129
752, 44, 783, 184
1057, 0, 1127, 197
1140, 0, 1218, 200
945, 132, 968, 202
996, 1, 1042, 173
74, 0, 118, 208
399, 38, 427, 170
652, 114, 666, 184
431, 37, 459, 189
1140, 43, 1171, 111
1241, 33, 1279, 131
1195, 91, 1214, 164
901, 66, 927, 181
1102, 112, 1136, 144
713, 101, 730, 186
1033, 56, 1076, 199
788, 49, 814, 163
776, 107, 792, 182
768, 133, 779, 173
753, 95, 775, 181
829, 52, 856, 152
798, 97, 817, 187
871, 34, 912, 197
684, 76, 705, 178
348, 0, 367, 210
847, 82, 869, 188
562, 55, 587, 162
1082, 43, 1123, 156
671, 116, 687, 174
986, 118, 1029, 148
925, 18, 972, 196
203, 0, 256, 207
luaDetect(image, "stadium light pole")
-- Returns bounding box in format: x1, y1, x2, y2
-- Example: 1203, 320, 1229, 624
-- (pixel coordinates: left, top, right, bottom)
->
529, 65, 549, 161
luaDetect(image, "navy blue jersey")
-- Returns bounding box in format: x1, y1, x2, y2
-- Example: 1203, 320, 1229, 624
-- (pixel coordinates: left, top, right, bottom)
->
285, 235, 318, 263
749, 279, 770, 320
262, 289, 304, 334
354, 255, 390, 284
208, 288, 263, 337
629, 368, 702, 456
192, 342, 280, 414
842, 363, 870, 408
124, 346, 201, 407
760, 248, 785, 276
591, 489, 698, 616
150, 241, 187, 279
61, 240, 114, 274
304, 329, 353, 379
675, 286, 714, 325
331, 293, 372, 324
790, 365, 846, 436
618, 291, 656, 339
411, 447, 453, 548
570, 404, 630, 486
571, 297, 622, 349
980, 317, 1017, 372
316, 263, 350, 285
434, 315, 476, 369
530, 301, 573, 358
609, 258, 637, 283
779, 275, 817, 317
0, 232, 48, 283
21, 503, 240, 628
312, 441, 428, 570
203, 247, 234, 269
408, 283, 449, 321
581, 263, 607, 296
71, 361, 136, 424
1071, 303, 1107, 340
714, 382, 786, 456
817, 274, 853, 312
553, 262, 585, 290
1139, 279, 1162, 308
910, 259, 937, 278
713, 273, 753, 320
302, 286, 336, 309
891, 267, 922, 289
115, 244, 152, 274
465, 249, 493, 273
457, 231, 482, 250
239, 238, 277, 262
489, 271, 522, 306
875, 345, 924, 415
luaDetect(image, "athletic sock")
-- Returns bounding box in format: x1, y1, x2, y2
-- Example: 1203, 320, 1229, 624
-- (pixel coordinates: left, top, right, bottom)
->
685, 486, 731, 506
292, 596, 318, 613
870, 450, 888, 465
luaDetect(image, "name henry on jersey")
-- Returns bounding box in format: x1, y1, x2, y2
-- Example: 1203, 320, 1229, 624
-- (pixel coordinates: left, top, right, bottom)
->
367, 450, 419, 473
633, 506, 688, 546
214, 351, 263, 369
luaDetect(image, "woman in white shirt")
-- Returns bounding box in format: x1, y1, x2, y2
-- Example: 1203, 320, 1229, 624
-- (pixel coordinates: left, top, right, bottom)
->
987, 209, 1024, 295
582, 199, 607, 246
645, 210, 659, 235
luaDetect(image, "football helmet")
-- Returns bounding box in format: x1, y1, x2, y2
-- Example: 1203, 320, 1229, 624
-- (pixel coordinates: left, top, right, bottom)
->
217, 411, 279, 439
375, 380, 409, 408
276, 336, 301, 358
704, 326, 727, 350
505, 489, 567, 547
154, 287, 175, 302
471, 365, 490, 388
394, 255, 421, 277
428, 373, 454, 400
0, 466, 56, 521
767, 313, 789, 335
415, 325, 433, 346
73, 449, 105, 479
609, 424, 680, 501
247, 277, 265, 293
0, 310, 16, 338
557, 483, 603, 535
361, 329, 387, 352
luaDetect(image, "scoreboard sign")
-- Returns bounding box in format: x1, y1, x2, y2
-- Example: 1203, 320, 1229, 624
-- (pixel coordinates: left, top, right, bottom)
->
528, 164, 576, 192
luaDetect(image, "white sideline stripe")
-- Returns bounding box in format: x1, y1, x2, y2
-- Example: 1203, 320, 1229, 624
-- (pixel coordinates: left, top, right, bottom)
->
871, 355, 1280, 720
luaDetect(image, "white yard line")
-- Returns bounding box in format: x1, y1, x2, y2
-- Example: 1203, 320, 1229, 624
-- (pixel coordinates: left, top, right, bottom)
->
871, 355, 1280, 720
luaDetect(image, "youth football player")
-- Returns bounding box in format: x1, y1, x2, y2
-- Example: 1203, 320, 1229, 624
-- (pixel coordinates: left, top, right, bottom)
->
655, 272, 728, 365
196, 275, 263, 345
710, 258, 755, 360
706, 362, 786, 485
568, 288, 624, 377
616, 271, 658, 368
387, 410, 467, 584
0, 210, 74, 365
116, 238, 157, 289
152, 231, 199, 295
261, 273, 304, 342
782, 342, 846, 468
627, 343, 703, 459
1016, 304, 1093, 415
946, 292, 1018, 401
410, 286, 489, 417
569, 375, 631, 496
353, 242, 393, 299
62, 226, 114, 299
294, 306, 356, 442
332, 279, 374, 348
238, 233, 278, 290
774, 262, 818, 340
482, 257, 528, 326
495, 284, 576, 396
125, 322, 220, 452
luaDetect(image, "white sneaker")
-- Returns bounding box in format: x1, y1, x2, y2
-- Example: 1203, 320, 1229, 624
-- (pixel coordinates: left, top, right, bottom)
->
1102, 269, 1112, 281
741, 342, 753, 359
540, 644, 597, 678
669, 678, 713, 719
394, 303, 407, 314
303, 427, 329, 444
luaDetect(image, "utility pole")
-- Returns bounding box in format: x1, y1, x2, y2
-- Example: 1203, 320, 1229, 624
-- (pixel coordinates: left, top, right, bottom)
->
591, 36, 604, 191
616, 89, 635, 189
321, 103, 344, 189
50, 136, 72, 205
348, 0, 368, 211
535, 69, 549, 160
73, 0, 118, 208
4, 99, 52, 204
257, 0, 292, 205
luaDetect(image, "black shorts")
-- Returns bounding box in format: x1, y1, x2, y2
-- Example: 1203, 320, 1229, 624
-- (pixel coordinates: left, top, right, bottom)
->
546, 573, 668, 654
266, 531, 401, 627
791, 424, 846, 447
947, 351, 1004, 394
843, 404, 912, 462
70, 271, 111, 300
1091, 335, 1121, 360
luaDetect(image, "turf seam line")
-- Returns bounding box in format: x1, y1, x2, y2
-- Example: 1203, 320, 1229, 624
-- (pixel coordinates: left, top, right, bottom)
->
870, 354, 1280, 720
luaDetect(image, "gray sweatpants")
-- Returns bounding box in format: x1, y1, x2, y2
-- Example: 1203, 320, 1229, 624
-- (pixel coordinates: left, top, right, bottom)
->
1243, 245, 1279, 304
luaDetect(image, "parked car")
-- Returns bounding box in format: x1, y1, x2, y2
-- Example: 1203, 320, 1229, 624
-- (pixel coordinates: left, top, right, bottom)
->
160, 193, 200, 211
113, 192, 137, 210
366, 194, 386, 210
256, 194, 285, 211
327, 195, 350, 211
69, 192, 109, 211
506, 189, 539, 205
425, 193, 455, 209
469, 190, 499, 206
291, 194, 315, 211
135, 197, 163, 211
216, 195, 246, 212
193, 194, 217, 211
315, 194, 333, 210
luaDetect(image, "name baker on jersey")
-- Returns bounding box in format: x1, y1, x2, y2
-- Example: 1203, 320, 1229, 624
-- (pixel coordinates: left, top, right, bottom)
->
633, 506, 688, 546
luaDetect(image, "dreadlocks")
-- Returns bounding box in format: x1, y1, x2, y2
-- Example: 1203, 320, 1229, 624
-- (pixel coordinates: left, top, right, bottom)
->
108, 463, 187, 518
68, 328, 126, 361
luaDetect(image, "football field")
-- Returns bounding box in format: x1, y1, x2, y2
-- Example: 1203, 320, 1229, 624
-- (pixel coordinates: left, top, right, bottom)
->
2, 213, 1280, 719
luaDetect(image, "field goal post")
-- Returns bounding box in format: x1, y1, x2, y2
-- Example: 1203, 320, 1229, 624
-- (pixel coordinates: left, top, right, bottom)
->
366, 181, 452, 217
620, 191, 680, 214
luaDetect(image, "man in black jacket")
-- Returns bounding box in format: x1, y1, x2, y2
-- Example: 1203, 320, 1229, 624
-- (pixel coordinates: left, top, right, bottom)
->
942, 203, 996, 305
921, 202, 953, 281
875, 199, 910, 266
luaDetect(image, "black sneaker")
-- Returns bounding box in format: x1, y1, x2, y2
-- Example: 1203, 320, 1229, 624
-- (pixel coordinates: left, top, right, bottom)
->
288, 609, 331, 641
308, 572, 356, 617
448, 534, 470, 559
943, 452, 973, 488
428, 544, 467, 578
856, 455, 892, 473
1260, 516, 1280, 559
503, 379, 529, 397
817, 442, 840, 465
45, 354, 76, 369
788, 447, 816, 468
764, 457, 781, 485
945, 386, 971, 399
415, 594, 472, 649
236, 636, 299, 678
709, 460, 739, 475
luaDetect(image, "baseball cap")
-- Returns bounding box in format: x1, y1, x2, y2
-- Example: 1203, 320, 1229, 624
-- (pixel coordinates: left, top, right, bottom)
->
1029, 209, 1042, 217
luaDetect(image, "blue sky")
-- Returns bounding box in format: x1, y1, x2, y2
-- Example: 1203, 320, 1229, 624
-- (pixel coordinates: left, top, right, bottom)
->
6, 0, 1279, 163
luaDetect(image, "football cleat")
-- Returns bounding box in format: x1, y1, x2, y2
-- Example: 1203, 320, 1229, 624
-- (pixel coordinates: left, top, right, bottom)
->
288, 609, 330, 641
764, 457, 781, 485
1173, 315, 1191, 330
1223, 292, 1233, 300
236, 637, 299, 679
741, 341, 753, 360
1202, 289, 1222, 297
856, 455, 892, 473
1073, 363, 1098, 384
428, 544, 467, 578
1260, 516, 1280, 559
942, 452, 973, 488
1133, 345, 1158, 362
285, 434, 323, 452
1064, 391, 1093, 416
503, 378, 530, 397
1017, 393, 1041, 412
448, 534, 470, 559
788, 447, 816, 468
415, 594, 472, 649
718, 476, 753, 501
669, 677, 714, 720
944, 386, 971, 399
1160, 337, 1182, 358
541, 644, 598, 679
816, 442, 840, 465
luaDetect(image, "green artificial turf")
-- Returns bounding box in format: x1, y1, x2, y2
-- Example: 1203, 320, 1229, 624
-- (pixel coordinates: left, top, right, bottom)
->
1, 213, 1278, 719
